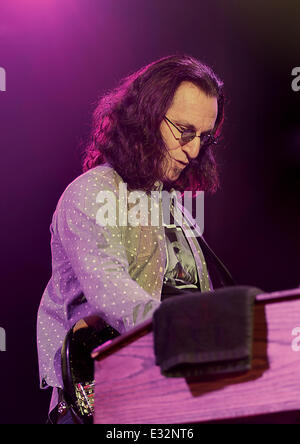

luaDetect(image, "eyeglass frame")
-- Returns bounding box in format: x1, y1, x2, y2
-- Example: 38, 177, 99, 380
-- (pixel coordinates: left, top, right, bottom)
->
164, 116, 218, 148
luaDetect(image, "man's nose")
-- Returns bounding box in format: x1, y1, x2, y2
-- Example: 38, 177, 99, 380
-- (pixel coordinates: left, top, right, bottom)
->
181, 137, 201, 161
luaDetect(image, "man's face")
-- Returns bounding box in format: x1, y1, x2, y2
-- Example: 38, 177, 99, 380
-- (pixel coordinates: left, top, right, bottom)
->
160, 81, 218, 182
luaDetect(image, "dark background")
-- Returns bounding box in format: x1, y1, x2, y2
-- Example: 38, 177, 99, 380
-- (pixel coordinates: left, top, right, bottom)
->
0, 0, 299, 424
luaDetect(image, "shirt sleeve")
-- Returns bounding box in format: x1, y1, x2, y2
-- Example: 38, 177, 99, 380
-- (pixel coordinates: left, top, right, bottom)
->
54, 172, 160, 334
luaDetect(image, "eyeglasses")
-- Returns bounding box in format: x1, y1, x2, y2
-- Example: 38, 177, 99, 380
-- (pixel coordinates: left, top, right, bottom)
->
164, 116, 218, 148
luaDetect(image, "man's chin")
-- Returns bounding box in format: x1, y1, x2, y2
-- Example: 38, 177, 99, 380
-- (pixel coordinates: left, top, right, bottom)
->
168, 171, 182, 182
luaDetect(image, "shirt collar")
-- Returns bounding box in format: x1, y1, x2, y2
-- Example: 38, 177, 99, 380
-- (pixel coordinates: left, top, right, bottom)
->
153, 180, 163, 191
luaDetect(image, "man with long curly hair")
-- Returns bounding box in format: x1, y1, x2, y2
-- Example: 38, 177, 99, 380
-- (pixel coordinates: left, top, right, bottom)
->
37, 54, 234, 423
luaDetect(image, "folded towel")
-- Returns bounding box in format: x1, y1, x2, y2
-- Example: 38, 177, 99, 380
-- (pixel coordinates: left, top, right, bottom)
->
153, 286, 261, 377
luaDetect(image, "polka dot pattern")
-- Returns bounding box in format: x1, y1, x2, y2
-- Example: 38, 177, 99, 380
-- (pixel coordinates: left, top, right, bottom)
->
37, 165, 163, 389
37, 163, 212, 390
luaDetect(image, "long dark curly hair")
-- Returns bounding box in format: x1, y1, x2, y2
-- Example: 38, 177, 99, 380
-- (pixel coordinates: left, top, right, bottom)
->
82, 54, 224, 194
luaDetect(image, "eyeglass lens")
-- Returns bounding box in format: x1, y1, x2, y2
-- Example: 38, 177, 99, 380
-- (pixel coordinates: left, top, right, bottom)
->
181, 130, 216, 147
